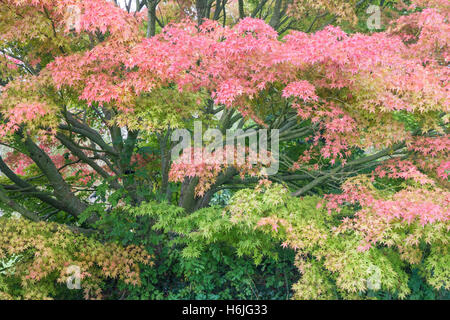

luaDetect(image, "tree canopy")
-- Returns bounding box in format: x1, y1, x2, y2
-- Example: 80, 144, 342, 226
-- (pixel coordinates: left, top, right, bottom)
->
0, 0, 448, 300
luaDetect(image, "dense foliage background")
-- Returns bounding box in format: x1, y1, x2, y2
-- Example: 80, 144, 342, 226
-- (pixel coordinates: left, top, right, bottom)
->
0, 0, 448, 300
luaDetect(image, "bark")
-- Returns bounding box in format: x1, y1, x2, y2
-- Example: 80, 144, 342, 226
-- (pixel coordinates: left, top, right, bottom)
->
0, 155, 77, 215
291, 143, 406, 197
269, 0, 283, 29
0, 185, 40, 222
238, 0, 245, 19
146, 0, 157, 37
178, 177, 199, 213
23, 136, 87, 217
196, 0, 209, 24
56, 133, 121, 190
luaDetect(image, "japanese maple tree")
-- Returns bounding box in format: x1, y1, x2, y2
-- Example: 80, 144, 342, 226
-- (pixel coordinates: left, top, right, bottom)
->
0, 0, 448, 299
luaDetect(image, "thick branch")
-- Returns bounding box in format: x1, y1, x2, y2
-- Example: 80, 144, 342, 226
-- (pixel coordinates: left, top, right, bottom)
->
0, 155, 74, 214
22, 135, 87, 217
56, 133, 121, 189
291, 143, 406, 197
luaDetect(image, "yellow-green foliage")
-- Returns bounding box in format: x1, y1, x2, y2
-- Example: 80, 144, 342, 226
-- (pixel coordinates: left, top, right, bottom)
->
0, 217, 153, 300
134, 184, 449, 300
131, 200, 279, 264
115, 87, 208, 131
229, 184, 448, 299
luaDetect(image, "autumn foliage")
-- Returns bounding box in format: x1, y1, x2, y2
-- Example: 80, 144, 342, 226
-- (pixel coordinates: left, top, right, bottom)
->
0, 0, 448, 300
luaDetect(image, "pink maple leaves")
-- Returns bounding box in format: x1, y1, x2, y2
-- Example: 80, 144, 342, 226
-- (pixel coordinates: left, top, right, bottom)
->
45, 12, 448, 126
373, 159, 435, 185
282, 81, 318, 102
408, 135, 450, 180
324, 174, 449, 251
1, 102, 49, 133
169, 145, 264, 196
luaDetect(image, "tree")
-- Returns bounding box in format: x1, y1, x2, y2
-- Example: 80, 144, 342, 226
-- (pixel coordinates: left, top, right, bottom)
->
0, 0, 448, 299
